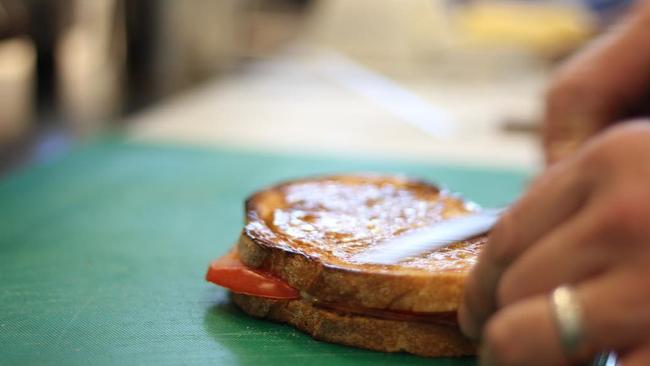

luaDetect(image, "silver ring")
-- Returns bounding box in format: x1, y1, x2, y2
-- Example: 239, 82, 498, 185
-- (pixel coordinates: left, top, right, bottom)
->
550, 285, 585, 354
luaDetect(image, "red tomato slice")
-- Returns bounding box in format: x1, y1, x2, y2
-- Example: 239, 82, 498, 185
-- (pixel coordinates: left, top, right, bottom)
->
205, 250, 300, 300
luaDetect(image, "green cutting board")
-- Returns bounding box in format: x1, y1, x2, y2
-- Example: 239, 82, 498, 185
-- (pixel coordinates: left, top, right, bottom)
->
0, 139, 529, 366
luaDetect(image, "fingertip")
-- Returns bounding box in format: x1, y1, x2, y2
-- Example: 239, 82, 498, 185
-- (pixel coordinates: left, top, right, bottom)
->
480, 297, 570, 366
482, 315, 516, 366
458, 302, 480, 340
479, 343, 500, 366
458, 263, 494, 340
458, 257, 504, 342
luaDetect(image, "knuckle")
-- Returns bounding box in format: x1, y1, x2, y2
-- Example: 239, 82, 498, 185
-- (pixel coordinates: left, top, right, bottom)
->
630, 266, 650, 302
580, 136, 618, 171
545, 76, 579, 107
596, 188, 650, 239
581, 123, 650, 170
543, 73, 604, 162
544, 73, 596, 116
638, 270, 650, 307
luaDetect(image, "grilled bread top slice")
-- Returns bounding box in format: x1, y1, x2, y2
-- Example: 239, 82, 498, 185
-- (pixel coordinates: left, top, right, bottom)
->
238, 174, 486, 313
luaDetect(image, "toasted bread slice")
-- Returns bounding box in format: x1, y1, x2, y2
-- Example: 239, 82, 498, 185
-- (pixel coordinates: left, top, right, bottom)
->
232, 293, 475, 357
238, 175, 485, 313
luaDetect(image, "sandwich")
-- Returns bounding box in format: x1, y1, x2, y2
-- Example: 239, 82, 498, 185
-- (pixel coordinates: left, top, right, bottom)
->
206, 174, 485, 357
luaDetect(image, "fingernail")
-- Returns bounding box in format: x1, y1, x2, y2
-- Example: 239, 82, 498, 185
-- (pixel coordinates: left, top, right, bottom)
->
479, 343, 500, 366
458, 302, 479, 340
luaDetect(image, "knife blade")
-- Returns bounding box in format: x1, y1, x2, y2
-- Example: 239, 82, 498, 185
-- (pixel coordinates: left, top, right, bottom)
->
351, 207, 505, 265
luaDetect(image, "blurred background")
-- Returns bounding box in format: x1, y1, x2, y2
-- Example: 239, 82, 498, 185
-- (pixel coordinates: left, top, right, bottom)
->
0, 0, 633, 175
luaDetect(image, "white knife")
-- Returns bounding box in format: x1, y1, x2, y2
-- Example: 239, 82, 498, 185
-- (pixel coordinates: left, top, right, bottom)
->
351, 208, 505, 265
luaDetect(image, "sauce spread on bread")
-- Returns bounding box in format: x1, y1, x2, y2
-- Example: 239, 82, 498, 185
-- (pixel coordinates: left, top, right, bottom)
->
247, 177, 483, 272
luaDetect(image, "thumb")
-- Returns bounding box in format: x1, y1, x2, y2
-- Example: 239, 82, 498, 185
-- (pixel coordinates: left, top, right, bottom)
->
543, 3, 650, 165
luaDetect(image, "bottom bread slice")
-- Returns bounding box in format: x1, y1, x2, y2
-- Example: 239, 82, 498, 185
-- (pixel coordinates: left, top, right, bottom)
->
231, 293, 476, 357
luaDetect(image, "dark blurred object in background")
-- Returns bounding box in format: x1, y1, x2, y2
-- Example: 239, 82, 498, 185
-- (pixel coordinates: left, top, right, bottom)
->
0, 0, 34, 145
0, 0, 312, 175
0, 0, 635, 176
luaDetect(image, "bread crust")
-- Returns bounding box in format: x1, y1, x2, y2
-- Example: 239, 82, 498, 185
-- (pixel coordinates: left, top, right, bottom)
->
231, 293, 476, 357
238, 174, 485, 312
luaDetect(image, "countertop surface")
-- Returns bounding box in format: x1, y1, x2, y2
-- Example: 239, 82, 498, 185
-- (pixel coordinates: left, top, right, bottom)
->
0, 139, 528, 365
129, 48, 544, 171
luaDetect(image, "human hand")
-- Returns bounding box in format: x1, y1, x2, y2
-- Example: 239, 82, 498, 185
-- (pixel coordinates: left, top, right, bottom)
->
459, 122, 650, 365
544, 1, 650, 164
